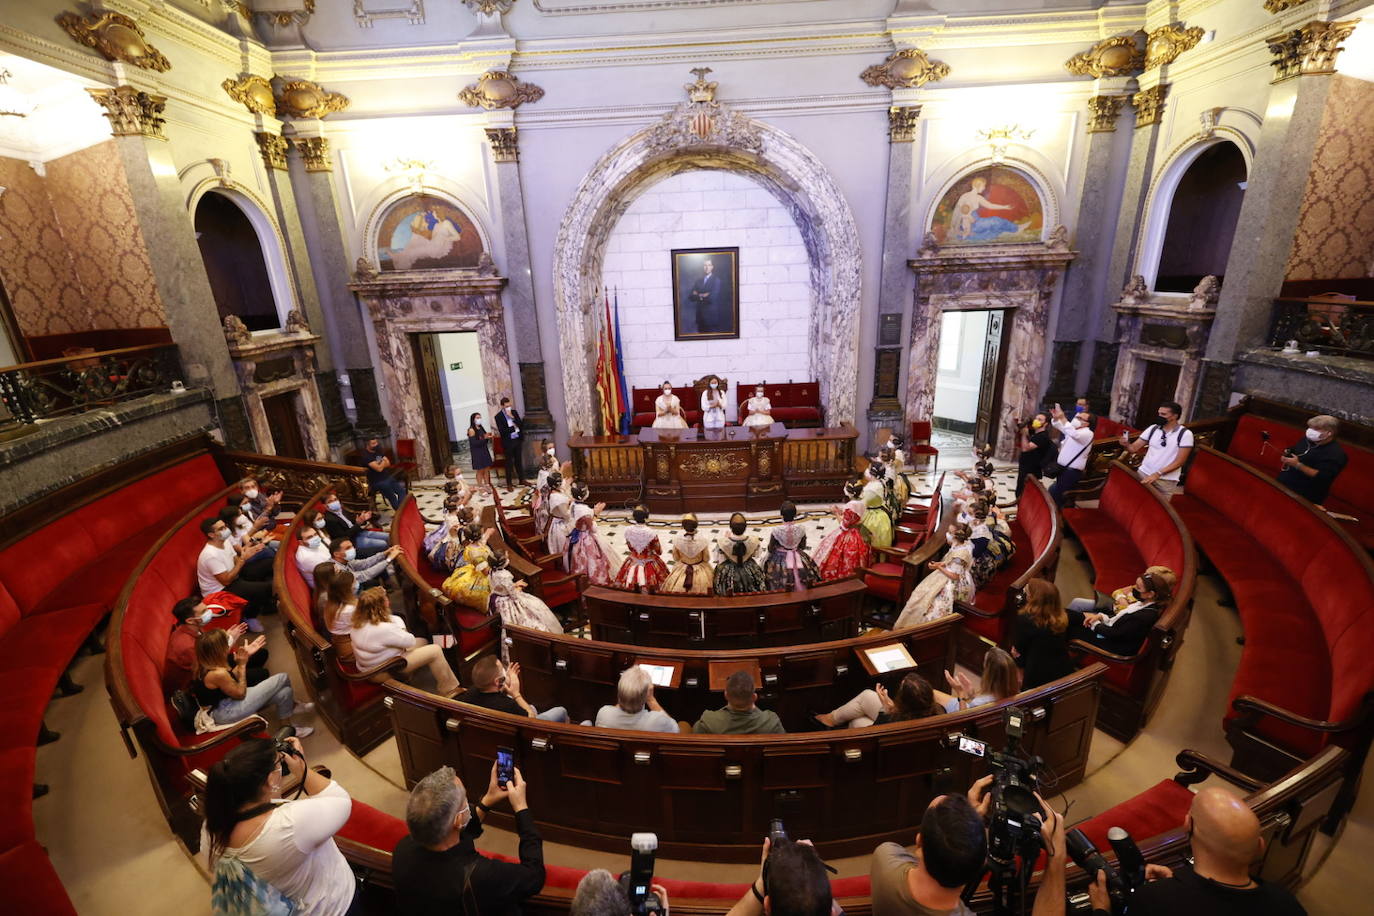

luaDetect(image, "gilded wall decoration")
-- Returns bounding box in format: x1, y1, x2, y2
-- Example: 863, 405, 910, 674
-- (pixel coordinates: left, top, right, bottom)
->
255, 1, 317, 28
860, 48, 949, 89
222, 76, 277, 115
459, 71, 545, 110
680, 451, 748, 478
1131, 85, 1168, 128
376, 196, 485, 271
1264, 0, 1313, 12
1266, 20, 1359, 82
1064, 33, 1146, 78
929, 167, 1044, 246
87, 86, 167, 140
255, 132, 289, 170
1087, 94, 1128, 133
1145, 23, 1205, 70
485, 127, 519, 163
1285, 75, 1374, 280
56, 11, 171, 71
274, 79, 350, 119
888, 106, 921, 143
292, 136, 332, 172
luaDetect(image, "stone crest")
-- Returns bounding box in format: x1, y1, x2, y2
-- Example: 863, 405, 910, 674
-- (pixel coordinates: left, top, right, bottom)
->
57, 11, 171, 72
86, 86, 167, 140
222, 75, 276, 116
354, 257, 379, 281
274, 79, 349, 119
476, 252, 498, 277
459, 70, 544, 110
1064, 33, 1146, 78
1145, 23, 1205, 70
642, 68, 763, 155
860, 48, 950, 89
285, 309, 312, 334
1045, 225, 1071, 252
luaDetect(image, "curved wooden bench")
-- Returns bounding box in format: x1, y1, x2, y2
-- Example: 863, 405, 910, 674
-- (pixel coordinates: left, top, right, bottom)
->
1061, 462, 1198, 741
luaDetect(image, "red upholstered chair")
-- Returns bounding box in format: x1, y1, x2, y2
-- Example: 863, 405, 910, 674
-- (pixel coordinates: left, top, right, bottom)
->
908, 421, 939, 472
393, 438, 419, 480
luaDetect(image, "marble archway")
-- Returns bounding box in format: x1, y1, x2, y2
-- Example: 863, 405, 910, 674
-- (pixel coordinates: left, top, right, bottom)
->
552, 78, 862, 436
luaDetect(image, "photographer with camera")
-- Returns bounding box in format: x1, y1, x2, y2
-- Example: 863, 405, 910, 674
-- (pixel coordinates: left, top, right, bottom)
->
571, 868, 670, 916
1015, 413, 1053, 498
728, 832, 836, 916
206, 733, 357, 915
393, 761, 545, 915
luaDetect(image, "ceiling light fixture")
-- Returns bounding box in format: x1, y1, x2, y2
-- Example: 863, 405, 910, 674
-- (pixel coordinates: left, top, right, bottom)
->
0, 70, 32, 118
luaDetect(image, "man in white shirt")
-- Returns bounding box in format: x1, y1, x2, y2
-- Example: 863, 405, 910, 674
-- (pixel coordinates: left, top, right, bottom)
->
197, 516, 272, 631
592, 667, 679, 733
295, 522, 334, 589
1122, 400, 1194, 498
1048, 403, 1095, 507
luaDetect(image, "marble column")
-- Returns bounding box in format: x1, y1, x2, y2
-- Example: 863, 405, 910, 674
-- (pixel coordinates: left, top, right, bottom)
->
1197, 19, 1357, 416
285, 130, 389, 441
1101, 81, 1166, 331
88, 85, 252, 448
867, 105, 921, 441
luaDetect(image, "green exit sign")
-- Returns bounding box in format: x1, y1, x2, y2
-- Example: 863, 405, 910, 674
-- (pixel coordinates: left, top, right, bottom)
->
449, 362, 463, 370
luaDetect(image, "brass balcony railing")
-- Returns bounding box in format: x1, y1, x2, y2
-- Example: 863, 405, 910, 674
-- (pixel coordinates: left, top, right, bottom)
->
1269, 296, 1374, 361
0, 343, 183, 431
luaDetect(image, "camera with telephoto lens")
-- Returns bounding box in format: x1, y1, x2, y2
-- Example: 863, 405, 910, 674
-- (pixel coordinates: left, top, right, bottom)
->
1065, 826, 1147, 914
274, 725, 301, 776
770, 818, 789, 845
619, 832, 664, 915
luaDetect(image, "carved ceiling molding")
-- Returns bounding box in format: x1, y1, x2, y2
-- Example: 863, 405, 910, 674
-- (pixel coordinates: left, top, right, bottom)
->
87, 85, 167, 140
274, 78, 350, 119
888, 106, 921, 143
860, 48, 949, 90
1263, 0, 1312, 13
485, 127, 520, 163
254, 0, 317, 28
222, 75, 277, 115
1064, 32, 1146, 78
1131, 85, 1168, 128
255, 131, 290, 170
1144, 23, 1205, 70
292, 136, 332, 172
1265, 19, 1359, 82
463, 0, 516, 13
56, 11, 172, 72
1086, 94, 1128, 133
459, 71, 545, 110
355, 1, 425, 28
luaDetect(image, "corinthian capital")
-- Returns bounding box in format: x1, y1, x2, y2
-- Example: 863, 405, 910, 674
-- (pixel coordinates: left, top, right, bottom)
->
87, 85, 167, 140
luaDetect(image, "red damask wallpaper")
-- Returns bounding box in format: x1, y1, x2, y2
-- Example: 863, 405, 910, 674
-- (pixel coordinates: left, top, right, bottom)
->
1285, 75, 1374, 282
0, 141, 165, 341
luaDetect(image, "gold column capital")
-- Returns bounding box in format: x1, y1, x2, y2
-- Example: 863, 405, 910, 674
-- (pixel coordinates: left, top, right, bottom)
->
255, 131, 289, 170
86, 85, 167, 140
1131, 85, 1168, 128
888, 105, 922, 143
485, 127, 519, 163
1266, 19, 1359, 82
292, 136, 332, 172
1086, 94, 1128, 133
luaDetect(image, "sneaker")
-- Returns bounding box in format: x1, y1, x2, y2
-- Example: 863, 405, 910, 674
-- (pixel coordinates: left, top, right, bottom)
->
291, 725, 314, 739
245, 618, 264, 633
292, 701, 315, 716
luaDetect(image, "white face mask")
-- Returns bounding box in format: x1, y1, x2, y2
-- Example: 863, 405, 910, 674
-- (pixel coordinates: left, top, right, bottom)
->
709, 381, 718, 389
213, 527, 229, 541
1305, 428, 1323, 442
546, 447, 555, 456
756, 390, 764, 398
313, 517, 326, 529
663, 388, 672, 395
1071, 418, 1086, 429
304, 536, 320, 549
243, 488, 258, 500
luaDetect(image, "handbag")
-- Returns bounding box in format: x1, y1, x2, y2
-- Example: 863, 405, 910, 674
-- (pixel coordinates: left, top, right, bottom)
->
170, 689, 202, 731
1043, 440, 1090, 479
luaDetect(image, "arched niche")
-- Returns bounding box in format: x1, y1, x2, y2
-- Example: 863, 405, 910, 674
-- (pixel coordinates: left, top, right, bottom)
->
191, 187, 294, 331
357, 183, 494, 272
922, 160, 1057, 248
552, 97, 861, 435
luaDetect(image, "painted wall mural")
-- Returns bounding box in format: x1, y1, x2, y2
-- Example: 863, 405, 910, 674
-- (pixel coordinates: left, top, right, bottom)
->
376, 196, 484, 271
930, 166, 1044, 246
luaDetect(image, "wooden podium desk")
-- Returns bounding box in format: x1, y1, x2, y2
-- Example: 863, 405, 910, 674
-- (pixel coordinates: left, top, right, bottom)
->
569, 423, 858, 512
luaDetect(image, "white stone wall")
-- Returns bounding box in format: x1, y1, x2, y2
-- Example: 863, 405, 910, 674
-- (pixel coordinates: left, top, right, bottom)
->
600, 170, 812, 422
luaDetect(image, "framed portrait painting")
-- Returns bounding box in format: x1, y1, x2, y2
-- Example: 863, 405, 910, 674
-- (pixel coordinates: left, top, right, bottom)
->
671, 247, 739, 341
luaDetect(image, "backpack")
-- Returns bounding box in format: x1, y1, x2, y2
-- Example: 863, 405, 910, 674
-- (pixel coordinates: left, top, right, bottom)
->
210, 855, 297, 916
169, 689, 201, 731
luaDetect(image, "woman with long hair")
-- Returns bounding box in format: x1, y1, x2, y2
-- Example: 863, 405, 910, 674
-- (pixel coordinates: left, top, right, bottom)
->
532, 451, 559, 536
1013, 578, 1075, 689
350, 586, 460, 696
932, 647, 1019, 713
814, 478, 870, 580
544, 471, 574, 559
320, 569, 358, 660
614, 505, 669, 593
565, 481, 622, 585
205, 736, 356, 914
893, 522, 976, 628
424, 498, 467, 576
193, 629, 313, 736
311, 561, 339, 624
815, 672, 941, 729
441, 522, 494, 611
467, 412, 493, 489
713, 512, 767, 596
660, 513, 713, 595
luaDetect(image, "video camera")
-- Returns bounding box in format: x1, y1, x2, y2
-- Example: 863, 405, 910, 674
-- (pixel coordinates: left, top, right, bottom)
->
1065, 826, 1147, 915
619, 832, 665, 915
273, 725, 302, 777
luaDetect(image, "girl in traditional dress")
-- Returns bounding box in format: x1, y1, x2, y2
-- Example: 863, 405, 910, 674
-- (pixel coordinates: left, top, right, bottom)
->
714, 512, 767, 596
859, 461, 894, 549
880, 445, 912, 512
544, 471, 574, 560
700, 378, 727, 430
532, 452, 558, 537
488, 551, 564, 654
442, 522, 494, 611
969, 498, 1016, 589
878, 448, 904, 520
443, 464, 475, 506
660, 514, 713, 595
652, 381, 688, 429
424, 498, 468, 576
815, 478, 870, 580
894, 522, 976, 628
742, 384, 774, 429
763, 500, 821, 591
565, 481, 622, 586
615, 505, 669, 592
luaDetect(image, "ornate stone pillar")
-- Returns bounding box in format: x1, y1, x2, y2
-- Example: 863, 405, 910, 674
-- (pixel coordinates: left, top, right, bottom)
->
1197, 18, 1358, 416
88, 85, 252, 448
867, 104, 921, 442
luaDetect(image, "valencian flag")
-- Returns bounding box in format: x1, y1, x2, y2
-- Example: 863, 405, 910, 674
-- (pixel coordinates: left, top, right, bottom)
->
594, 289, 623, 435
613, 290, 631, 434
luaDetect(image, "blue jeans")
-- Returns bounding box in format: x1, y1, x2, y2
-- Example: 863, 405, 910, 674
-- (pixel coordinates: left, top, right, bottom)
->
534, 706, 569, 723
354, 530, 391, 554
212, 672, 295, 724
1049, 467, 1084, 506
374, 478, 407, 510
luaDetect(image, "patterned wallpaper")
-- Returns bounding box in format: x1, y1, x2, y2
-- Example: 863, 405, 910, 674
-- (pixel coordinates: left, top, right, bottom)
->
1285, 75, 1374, 282
0, 141, 165, 341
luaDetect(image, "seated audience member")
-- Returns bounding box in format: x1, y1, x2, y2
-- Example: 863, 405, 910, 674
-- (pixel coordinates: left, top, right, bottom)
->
165, 596, 268, 693
329, 536, 401, 590
1277, 414, 1348, 506
443, 522, 495, 611
1012, 579, 1075, 690
295, 515, 334, 588
714, 512, 767, 596
1048, 403, 1095, 507
931, 647, 1018, 714
763, 501, 822, 592
1121, 401, 1194, 498
424, 501, 468, 576
312, 562, 340, 622
318, 570, 358, 658
217, 506, 276, 580
693, 670, 784, 735
364, 436, 408, 510
894, 523, 975, 628
198, 516, 273, 631
968, 500, 1015, 589
1066, 566, 1175, 656
489, 551, 565, 639
239, 478, 282, 533
572, 868, 669, 916
457, 656, 569, 723
1123, 786, 1305, 916
1016, 413, 1053, 498
319, 488, 389, 556
393, 763, 545, 916
205, 736, 354, 914
725, 837, 831, 916
225, 494, 276, 555
815, 672, 940, 729
193, 629, 313, 736
350, 587, 460, 696
594, 666, 679, 733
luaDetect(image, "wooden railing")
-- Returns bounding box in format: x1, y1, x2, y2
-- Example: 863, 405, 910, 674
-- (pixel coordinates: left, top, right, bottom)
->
1269, 296, 1374, 361
0, 343, 182, 431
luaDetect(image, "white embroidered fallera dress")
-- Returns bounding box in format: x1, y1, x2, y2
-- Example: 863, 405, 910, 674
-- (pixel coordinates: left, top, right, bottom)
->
653, 393, 688, 429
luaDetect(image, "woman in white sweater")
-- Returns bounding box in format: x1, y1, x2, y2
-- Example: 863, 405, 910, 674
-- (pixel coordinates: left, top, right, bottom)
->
349, 587, 460, 696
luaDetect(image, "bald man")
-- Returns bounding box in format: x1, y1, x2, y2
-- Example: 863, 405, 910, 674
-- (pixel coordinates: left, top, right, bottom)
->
1126, 786, 1305, 915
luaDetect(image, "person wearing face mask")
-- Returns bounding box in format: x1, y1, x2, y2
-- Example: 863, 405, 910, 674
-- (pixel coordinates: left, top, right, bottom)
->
318, 489, 389, 557
165, 596, 269, 693
1277, 414, 1347, 505
894, 522, 975, 627
701, 376, 727, 430
294, 513, 335, 589
1047, 402, 1095, 507
330, 537, 403, 590
1066, 565, 1175, 656
494, 396, 530, 489
652, 380, 688, 429
742, 384, 774, 429
198, 517, 273, 631
1121, 400, 1194, 498
239, 478, 283, 533
1015, 412, 1053, 498
225, 494, 275, 551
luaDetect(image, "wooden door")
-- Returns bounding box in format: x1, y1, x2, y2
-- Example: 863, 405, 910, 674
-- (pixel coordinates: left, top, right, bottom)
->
972, 310, 1011, 450
261, 392, 307, 459
1134, 361, 1182, 429
411, 333, 452, 475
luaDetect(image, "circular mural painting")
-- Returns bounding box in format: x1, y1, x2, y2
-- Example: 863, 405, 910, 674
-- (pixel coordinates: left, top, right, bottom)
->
376, 196, 484, 271
930, 166, 1044, 246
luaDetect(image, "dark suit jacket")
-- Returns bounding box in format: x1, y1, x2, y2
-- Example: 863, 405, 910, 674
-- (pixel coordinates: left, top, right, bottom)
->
1086, 603, 1162, 656
321, 505, 364, 544
691, 271, 722, 307
494, 408, 523, 441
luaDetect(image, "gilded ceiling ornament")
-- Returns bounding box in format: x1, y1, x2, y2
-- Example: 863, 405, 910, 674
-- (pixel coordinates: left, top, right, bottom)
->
222, 75, 277, 115
1086, 94, 1127, 133
354, 1, 426, 28
273, 79, 350, 119
56, 11, 171, 72
641, 68, 763, 155
255, 131, 290, 170
292, 136, 332, 172
1263, 0, 1312, 12
1064, 32, 1146, 78
485, 127, 519, 163
86, 85, 167, 140
888, 106, 921, 143
1131, 85, 1168, 128
458, 71, 545, 110
225, 1, 252, 20
860, 48, 950, 89
1265, 20, 1359, 82
1144, 23, 1205, 70
463, 0, 516, 13
255, 0, 317, 28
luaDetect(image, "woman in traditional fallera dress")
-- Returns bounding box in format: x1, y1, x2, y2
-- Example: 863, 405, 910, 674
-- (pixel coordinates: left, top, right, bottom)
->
424, 499, 469, 576
894, 522, 976, 628
742, 385, 774, 429
880, 445, 912, 512
660, 514, 713, 595
544, 471, 574, 560
763, 501, 821, 592
714, 512, 767, 596
815, 478, 870, 580
652, 381, 689, 429
532, 452, 558, 536
968, 498, 1016, 589
442, 523, 495, 611
700, 379, 727, 430
565, 481, 622, 586
859, 462, 894, 549
488, 551, 564, 654
615, 505, 669, 593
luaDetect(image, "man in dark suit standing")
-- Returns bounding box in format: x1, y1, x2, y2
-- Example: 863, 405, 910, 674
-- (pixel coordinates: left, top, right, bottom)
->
688, 258, 723, 333
493, 397, 528, 489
